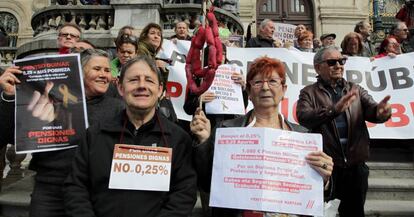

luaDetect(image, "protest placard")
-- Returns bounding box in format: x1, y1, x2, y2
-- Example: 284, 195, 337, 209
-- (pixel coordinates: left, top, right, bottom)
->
273, 23, 297, 46
205, 64, 245, 115
14, 54, 88, 153
109, 144, 172, 191
210, 127, 323, 216
158, 40, 414, 138
224, 35, 244, 48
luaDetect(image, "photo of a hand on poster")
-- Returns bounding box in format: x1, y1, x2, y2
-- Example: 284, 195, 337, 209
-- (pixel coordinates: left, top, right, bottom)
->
14, 54, 88, 154
26, 81, 55, 123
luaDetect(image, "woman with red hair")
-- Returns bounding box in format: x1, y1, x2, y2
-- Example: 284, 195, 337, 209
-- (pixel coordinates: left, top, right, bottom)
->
375, 36, 402, 58
297, 30, 314, 52
190, 56, 333, 217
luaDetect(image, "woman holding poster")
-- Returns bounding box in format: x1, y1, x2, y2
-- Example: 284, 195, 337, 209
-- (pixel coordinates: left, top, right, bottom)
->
0, 49, 124, 217
190, 56, 333, 217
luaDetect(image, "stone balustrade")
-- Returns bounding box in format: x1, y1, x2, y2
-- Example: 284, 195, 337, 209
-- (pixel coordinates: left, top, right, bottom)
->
31, 5, 114, 37
162, 3, 244, 35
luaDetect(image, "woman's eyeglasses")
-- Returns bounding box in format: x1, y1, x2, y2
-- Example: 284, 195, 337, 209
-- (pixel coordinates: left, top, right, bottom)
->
321, 58, 347, 66
249, 78, 283, 88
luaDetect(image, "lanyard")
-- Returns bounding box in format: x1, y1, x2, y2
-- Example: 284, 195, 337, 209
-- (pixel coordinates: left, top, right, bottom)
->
118, 112, 169, 148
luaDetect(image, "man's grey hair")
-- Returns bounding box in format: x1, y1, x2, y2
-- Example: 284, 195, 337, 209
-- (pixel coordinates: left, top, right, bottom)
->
260, 19, 273, 30
174, 21, 189, 30
354, 21, 367, 33
80, 49, 109, 70
313, 46, 341, 65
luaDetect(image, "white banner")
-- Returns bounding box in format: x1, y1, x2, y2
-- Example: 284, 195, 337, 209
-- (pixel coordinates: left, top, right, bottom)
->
158, 40, 192, 121
159, 41, 414, 139
210, 127, 323, 216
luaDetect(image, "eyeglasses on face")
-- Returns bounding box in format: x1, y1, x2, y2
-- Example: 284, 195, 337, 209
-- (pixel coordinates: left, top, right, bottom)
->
59, 33, 80, 39
321, 58, 347, 66
389, 42, 400, 47
249, 78, 283, 88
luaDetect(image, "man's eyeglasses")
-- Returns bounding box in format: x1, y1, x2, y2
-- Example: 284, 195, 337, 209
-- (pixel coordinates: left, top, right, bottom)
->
321, 58, 347, 67
59, 33, 80, 39
249, 78, 283, 88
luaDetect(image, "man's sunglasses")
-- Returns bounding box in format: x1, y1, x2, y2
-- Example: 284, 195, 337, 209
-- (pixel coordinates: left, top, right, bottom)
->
321, 58, 347, 66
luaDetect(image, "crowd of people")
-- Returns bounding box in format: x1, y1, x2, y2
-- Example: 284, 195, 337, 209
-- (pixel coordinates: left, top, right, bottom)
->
1, 10, 410, 217
246, 18, 413, 59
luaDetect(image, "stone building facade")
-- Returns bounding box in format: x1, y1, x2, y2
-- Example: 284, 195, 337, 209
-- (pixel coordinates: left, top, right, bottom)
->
239, 0, 370, 43
0, 0, 406, 68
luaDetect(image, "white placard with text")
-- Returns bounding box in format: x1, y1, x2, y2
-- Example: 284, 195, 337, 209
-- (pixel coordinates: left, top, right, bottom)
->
205, 64, 245, 115
108, 144, 172, 191
210, 127, 323, 216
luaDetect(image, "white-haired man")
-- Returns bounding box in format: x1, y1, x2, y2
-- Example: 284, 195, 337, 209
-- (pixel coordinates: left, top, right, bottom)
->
245, 19, 276, 48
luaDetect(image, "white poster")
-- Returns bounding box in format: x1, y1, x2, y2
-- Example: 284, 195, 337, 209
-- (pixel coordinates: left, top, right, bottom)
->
210, 127, 323, 216
205, 64, 245, 115
273, 23, 297, 46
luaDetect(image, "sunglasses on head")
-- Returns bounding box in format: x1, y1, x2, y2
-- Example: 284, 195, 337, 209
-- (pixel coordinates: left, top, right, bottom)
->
120, 34, 137, 42
321, 58, 347, 66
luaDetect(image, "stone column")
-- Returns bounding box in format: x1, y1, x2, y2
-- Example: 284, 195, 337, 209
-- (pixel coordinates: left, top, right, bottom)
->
110, 0, 163, 37
316, 0, 369, 41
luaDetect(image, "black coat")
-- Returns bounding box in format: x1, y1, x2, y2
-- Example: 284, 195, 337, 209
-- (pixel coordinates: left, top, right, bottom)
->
245, 35, 275, 48
64, 109, 197, 217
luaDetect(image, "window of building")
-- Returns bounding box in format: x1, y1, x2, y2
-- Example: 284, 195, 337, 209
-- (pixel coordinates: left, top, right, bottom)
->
0, 12, 19, 47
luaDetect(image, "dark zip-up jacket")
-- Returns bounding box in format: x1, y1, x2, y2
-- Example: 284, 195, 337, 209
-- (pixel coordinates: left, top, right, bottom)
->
245, 35, 275, 48
296, 79, 390, 168
64, 109, 197, 217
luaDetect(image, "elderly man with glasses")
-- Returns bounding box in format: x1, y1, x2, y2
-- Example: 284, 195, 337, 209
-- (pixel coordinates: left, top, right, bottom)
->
57, 23, 82, 54
390, 21, 413, 53
296, 46, 392, 217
